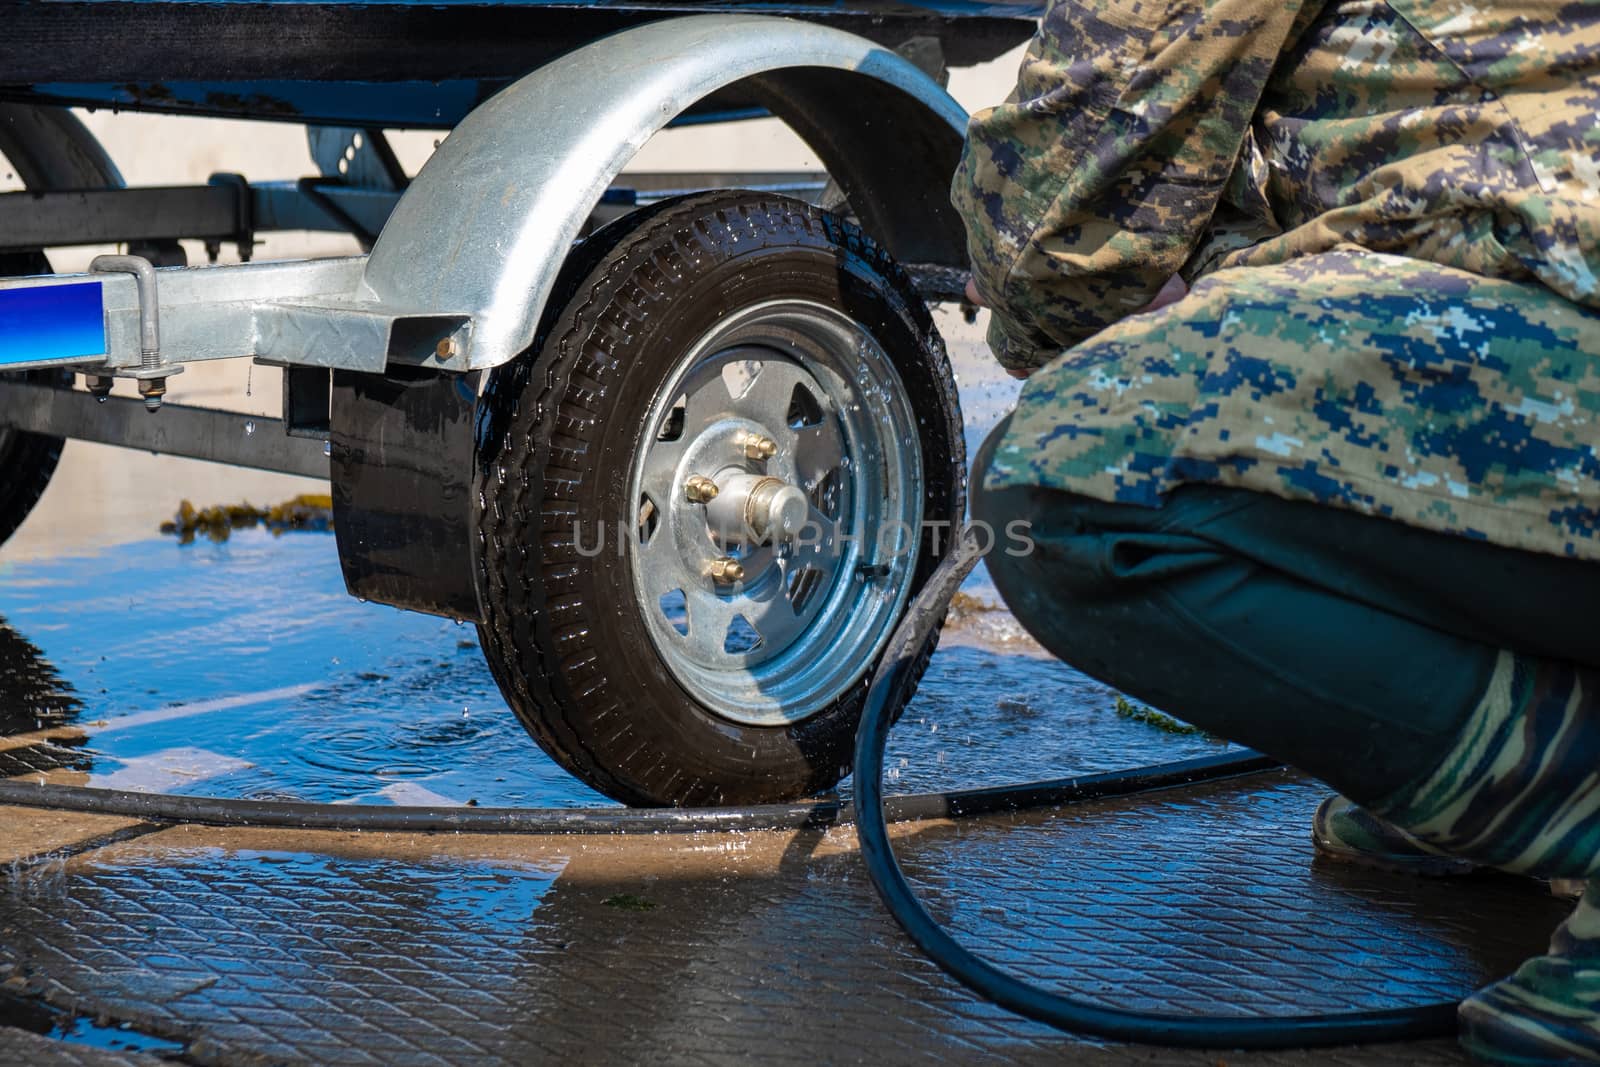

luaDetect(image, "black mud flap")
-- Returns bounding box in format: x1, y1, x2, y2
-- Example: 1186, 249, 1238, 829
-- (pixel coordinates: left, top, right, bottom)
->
329, 366, 483, 622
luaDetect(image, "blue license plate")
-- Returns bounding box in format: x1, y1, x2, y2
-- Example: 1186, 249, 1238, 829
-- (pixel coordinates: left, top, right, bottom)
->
0, 281, 107, 366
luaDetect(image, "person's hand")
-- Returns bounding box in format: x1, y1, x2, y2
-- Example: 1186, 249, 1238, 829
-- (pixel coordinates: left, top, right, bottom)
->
964, 279, 1032, 379
964, 277, 987, 308
1140, 274, 1188, 313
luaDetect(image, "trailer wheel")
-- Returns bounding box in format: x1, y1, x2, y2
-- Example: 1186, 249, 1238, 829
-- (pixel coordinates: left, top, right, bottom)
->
475, 191, 964, 806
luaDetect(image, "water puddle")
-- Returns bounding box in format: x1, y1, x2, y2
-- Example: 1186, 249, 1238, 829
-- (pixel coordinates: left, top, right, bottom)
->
0, 527, 1224, 807
45, 1016, 186, 1058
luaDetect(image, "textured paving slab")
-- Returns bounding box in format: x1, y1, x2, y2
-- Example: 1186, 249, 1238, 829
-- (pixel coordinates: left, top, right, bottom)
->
0, 771, 1571, 1066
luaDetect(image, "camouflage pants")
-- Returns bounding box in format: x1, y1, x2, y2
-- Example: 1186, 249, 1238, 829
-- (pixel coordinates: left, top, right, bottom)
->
983, 249, 1600, 563
974, 421, 1600, 851
975, 251, 1600, 843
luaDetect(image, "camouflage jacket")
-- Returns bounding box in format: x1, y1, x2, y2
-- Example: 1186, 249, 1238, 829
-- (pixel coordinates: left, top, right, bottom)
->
953, 0, 1600, 371
957, 0, 1600, 559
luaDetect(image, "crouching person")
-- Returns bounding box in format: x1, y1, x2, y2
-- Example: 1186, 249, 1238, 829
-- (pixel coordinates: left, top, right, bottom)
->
955, 0, 1600, 1061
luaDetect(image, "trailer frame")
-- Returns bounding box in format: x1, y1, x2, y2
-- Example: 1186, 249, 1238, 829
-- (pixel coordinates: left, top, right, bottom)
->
0, 8, 1007, 804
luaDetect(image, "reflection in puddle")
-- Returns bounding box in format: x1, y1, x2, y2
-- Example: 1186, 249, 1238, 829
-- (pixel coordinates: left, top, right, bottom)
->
0, 530, 1225, 807
0, 620, 80, 736
47, 1016, 185, 1058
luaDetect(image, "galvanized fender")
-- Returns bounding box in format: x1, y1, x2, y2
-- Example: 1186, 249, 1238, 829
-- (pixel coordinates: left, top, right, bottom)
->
361, 14, 971, 371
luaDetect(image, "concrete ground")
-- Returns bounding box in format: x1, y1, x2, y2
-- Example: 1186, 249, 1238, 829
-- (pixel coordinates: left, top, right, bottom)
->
0, 57, 1573, 1067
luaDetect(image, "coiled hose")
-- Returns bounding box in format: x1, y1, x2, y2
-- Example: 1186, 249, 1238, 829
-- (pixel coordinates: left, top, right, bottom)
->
850, 527, 1459, 1048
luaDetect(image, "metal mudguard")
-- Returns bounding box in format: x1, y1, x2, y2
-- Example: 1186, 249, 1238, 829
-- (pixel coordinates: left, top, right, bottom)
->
332, 15, 969, 618
361, 14, 971, 372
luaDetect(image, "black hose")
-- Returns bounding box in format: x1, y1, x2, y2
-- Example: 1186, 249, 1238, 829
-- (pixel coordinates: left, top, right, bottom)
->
0, 750, 1275, 835
851, 528, 1460, 1049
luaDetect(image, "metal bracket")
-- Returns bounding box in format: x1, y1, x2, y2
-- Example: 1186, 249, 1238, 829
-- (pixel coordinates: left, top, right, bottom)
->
205, 172, 256, 263
87, 254, 181, 410
307, 127, 407, 191
296, 177, 380, 249
306, 127, 407, 251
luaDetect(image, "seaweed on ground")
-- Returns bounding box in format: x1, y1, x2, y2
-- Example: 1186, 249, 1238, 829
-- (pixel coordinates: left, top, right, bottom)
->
1113, 694, 1211, 738
160, 494, 334, 544
602, 893, 659, 912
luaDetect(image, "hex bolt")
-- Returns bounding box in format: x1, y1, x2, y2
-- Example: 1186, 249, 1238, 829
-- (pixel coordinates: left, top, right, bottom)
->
707, 557, 745, 583
742, 433, 778, 460
88, 375, 114, 402
435, 338, 459, 361
684, 474, 720, 503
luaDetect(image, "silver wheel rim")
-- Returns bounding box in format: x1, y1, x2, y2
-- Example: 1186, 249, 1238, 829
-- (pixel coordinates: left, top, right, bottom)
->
627, 299, 924, 727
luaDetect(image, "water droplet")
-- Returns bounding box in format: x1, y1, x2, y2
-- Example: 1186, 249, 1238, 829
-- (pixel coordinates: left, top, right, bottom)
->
323, 441, 332, 456
244, 420, 256, 437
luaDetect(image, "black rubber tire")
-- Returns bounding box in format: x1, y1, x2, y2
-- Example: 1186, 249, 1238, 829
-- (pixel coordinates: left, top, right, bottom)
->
474, 191, 965, 807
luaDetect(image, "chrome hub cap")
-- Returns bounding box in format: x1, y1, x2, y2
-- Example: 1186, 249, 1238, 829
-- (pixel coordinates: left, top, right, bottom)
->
627, 300, 923, 727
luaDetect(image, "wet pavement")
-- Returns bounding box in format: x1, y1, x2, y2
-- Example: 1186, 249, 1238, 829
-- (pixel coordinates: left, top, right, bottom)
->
1, 768, 1566, 1066
0, 319, 1572, 1066
0, 523, 1574, 1066
0, 528, 1223, 808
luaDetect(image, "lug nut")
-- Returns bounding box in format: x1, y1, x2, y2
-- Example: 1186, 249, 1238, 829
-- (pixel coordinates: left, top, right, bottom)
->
684, 475, 720, 503
742, 433, 778, 460
707, 557, 745, 583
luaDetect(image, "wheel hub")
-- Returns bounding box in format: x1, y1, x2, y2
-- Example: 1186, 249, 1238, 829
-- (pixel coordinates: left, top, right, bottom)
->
702, 473, 810, 547
627, 300, 923, 727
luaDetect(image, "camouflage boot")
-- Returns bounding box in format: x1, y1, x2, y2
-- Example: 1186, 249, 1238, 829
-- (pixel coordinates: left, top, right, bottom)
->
1365, 652, 1600, 1063
1459, 885, 1600, 1064
1311, 795, 1476, 876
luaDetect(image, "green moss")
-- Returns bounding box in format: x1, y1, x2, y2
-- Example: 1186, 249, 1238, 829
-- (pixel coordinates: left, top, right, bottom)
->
1113, 694, 1208, 737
